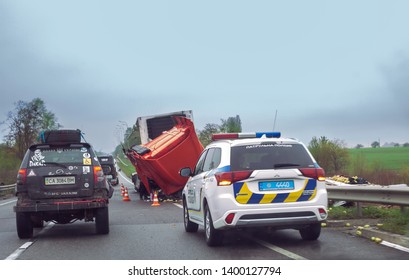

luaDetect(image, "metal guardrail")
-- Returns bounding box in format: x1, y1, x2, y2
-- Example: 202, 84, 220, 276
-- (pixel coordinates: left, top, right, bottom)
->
325, 180, 409, 215
3, 180, 409, 206
326, 181, 409, 206
0, 184, 16, 197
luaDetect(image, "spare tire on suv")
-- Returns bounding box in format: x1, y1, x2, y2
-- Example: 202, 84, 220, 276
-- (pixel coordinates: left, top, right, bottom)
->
14, 129, 110, 238
98, 155, 119, 186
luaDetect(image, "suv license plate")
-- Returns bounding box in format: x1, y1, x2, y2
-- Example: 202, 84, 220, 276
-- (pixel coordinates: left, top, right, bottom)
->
259, 180, 294, 191
45, 176, 76, 186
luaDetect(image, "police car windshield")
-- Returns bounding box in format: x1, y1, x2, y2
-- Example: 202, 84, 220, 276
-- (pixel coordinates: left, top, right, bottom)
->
230, 143, 315, 171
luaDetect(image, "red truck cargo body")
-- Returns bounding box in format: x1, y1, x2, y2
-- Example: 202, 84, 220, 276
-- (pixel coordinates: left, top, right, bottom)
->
127, 116, 203, 195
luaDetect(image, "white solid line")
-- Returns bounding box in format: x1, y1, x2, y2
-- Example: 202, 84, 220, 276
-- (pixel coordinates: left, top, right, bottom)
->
119, 172, 133, 184
117, 157, 128, 166
381, 240, 409, 254
173, 203, 183, 209
245, 235, 307, 260
0, 199, 17, 206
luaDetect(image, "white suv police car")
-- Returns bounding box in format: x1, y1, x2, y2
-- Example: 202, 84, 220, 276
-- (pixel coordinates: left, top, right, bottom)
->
180, 132, 328, 246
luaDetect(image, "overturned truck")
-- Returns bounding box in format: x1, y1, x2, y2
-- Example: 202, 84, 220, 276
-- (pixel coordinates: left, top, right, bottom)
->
126, 116, 203, 200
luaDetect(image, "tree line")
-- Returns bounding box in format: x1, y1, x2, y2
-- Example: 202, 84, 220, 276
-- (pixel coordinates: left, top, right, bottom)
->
1, 97, 405, 185
0, 98, 59, 184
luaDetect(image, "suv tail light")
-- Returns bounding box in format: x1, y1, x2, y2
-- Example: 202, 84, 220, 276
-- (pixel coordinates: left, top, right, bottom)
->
215, 171, 253, 186
93, 166, 105, 183
17, 168, 27, 185
299, 168, 325, 181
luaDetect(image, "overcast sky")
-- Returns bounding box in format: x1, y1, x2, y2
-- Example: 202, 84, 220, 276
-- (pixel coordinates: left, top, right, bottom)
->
1, 0, 408, 152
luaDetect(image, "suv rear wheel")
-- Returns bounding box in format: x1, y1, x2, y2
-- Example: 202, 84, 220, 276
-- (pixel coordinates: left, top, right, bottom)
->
31, 216, 44, 228
204, 205, 223, 246
95, 207, 109, 234
16, 212, 33, 239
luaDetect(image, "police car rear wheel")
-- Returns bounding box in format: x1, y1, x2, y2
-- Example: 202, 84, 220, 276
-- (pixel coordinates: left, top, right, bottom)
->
204, 205, 223, 246
183, 199, 198, 233
299, 223, 321, 240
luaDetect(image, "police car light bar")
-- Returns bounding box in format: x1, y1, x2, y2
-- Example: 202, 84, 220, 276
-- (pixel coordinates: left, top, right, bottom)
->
211, 132, 281, 141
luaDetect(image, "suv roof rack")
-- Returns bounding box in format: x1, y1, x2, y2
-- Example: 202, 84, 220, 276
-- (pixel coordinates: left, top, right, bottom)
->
38, 129, 83, 144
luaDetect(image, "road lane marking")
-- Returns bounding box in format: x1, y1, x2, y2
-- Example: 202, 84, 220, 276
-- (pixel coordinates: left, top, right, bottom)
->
245, 235, 307, 260
116, 156, 128, 166
5, 222, 55, 260
381, 241, 409, 253
172, 203, 307, 259
5, 242, 34, 260
173, 203, 183, 209
0, 199, 17, 206
119, 171, 133, 184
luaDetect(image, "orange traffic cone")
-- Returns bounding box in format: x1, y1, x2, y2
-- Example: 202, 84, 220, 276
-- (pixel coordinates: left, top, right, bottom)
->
123, 187, 131, 202
120, 184, 125, 196
151, 191, 160, 206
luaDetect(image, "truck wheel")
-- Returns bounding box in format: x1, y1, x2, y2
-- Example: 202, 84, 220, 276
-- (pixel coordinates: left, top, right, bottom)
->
204, 205, 223, 246
299, 223, 321, 240
183, 199, 198, 233
95, 207, 109, 234
16, 212, 33, 239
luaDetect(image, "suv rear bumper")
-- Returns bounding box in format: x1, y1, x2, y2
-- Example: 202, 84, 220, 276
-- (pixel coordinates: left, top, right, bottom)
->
14, 198, 108, 213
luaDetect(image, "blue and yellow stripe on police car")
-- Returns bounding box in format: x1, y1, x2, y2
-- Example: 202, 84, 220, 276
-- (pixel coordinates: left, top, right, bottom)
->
233, 179, 317, 204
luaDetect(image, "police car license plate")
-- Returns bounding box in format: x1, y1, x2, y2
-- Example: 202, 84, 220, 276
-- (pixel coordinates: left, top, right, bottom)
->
45, 176, 76, 185
259, 180, 294, 191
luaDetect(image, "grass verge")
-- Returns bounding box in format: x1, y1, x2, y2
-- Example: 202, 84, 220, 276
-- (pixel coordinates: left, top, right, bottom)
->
328, 205, 409, 236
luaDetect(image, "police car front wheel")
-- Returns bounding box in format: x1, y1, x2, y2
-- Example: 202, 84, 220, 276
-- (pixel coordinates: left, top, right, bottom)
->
183, 199, 198, 233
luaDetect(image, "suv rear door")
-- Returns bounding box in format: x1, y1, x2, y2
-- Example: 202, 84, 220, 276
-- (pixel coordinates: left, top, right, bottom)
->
23, 144, 96, 200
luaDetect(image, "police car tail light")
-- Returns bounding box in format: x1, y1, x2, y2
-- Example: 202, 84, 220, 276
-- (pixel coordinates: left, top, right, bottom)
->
17, 168, 27, 185
299, 168, 326, 181
319, 208, 327, 219
225, 213, 235, 224
215, 171, 253, 186
211, 132, 281, 141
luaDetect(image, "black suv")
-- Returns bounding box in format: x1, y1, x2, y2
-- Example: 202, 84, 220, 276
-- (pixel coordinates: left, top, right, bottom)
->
98, 155, 119, 186
14, 129, 111, 238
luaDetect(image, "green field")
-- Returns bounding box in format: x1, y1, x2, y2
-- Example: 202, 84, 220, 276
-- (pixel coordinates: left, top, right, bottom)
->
349, 147, 409, 170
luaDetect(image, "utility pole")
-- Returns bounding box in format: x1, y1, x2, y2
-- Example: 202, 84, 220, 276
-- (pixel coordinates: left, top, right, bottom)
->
273, 110, 278, 131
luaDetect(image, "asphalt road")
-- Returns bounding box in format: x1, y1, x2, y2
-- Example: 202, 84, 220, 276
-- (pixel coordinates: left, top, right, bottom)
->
1, 174, 409, 261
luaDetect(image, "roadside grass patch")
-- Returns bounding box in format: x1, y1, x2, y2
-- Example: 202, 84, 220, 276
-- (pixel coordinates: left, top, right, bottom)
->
328, 205, 409, 236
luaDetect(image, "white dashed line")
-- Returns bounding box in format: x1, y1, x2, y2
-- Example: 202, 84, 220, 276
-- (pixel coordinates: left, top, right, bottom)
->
5, 222, 55, 260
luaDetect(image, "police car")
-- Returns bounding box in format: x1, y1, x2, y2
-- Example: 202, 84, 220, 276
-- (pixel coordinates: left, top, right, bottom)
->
180, 132, 328, 246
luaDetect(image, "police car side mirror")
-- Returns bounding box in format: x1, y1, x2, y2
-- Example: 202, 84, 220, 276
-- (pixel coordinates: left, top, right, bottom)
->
179, 167, 192, 177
